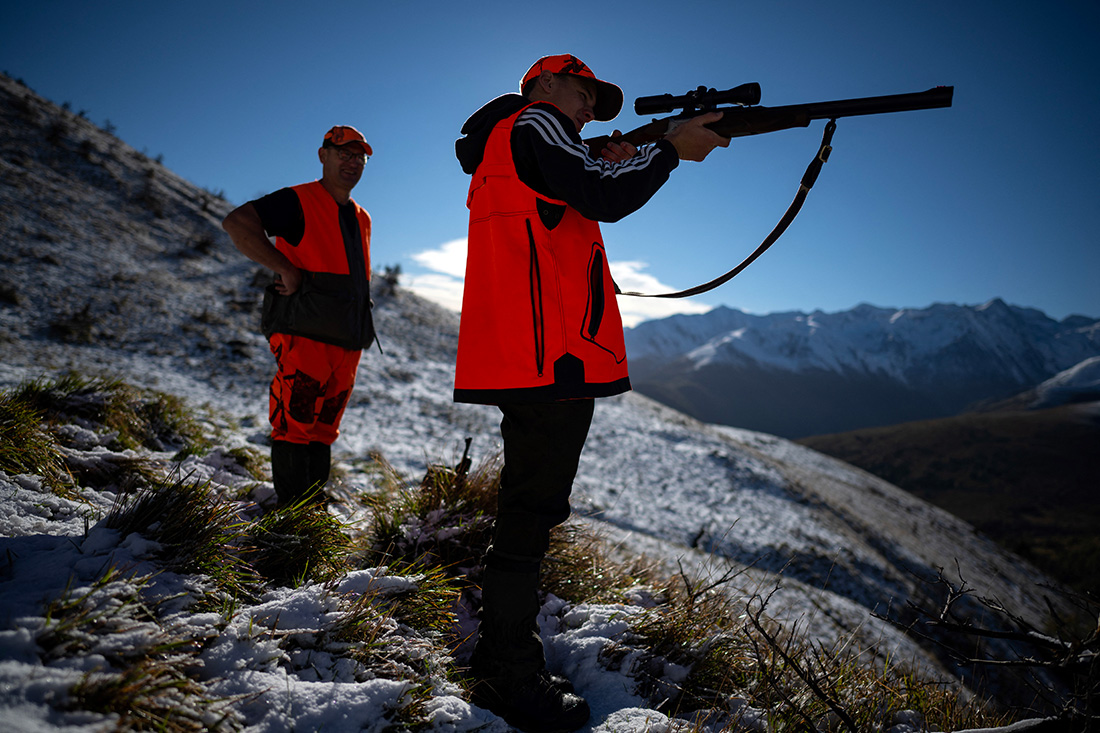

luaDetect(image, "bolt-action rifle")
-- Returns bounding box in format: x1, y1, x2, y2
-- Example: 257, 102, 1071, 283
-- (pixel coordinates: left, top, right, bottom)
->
584, 83, 954, 299
584, 83, 954, 151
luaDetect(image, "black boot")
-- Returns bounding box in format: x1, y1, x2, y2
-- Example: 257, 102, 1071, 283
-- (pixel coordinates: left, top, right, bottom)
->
470, 668, 589, 732
470, 566, 589, 732
307, 441, 331, 503
270, 440, 315, 506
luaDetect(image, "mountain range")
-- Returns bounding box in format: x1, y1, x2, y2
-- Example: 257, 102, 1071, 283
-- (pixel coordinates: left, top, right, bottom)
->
624, 301, 1100, 438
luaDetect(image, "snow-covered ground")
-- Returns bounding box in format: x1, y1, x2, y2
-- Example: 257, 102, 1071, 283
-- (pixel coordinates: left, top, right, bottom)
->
0, 71, 1077, 731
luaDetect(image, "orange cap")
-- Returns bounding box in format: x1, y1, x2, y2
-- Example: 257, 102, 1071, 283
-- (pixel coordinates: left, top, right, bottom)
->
323, 125, 373, 156
520, 54, 623, 122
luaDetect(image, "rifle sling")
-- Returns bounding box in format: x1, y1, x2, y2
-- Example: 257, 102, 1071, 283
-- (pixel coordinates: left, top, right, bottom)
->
621, 119, 837, 299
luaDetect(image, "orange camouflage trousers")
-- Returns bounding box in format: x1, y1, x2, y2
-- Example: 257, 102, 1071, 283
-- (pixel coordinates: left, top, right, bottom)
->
268, 333, 361, 445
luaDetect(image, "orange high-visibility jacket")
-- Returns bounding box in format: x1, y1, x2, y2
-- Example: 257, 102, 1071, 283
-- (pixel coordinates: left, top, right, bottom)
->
261, 181, 375, 350
454, 104, 630, 404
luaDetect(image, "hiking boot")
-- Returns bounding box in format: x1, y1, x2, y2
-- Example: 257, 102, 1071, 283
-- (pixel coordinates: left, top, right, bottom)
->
470, 668, 590, 732
547, 673, 574, 694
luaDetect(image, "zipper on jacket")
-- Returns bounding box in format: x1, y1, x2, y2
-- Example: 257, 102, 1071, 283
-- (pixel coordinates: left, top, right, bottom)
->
526, 219, 545, 377
587, 246, 605, 339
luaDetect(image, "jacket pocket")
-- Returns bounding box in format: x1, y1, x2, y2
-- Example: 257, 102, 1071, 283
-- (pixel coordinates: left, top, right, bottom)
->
582, 243, 626, 363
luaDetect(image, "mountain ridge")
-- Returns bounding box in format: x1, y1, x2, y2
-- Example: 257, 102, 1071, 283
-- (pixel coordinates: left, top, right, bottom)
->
624, 299, 1099, 437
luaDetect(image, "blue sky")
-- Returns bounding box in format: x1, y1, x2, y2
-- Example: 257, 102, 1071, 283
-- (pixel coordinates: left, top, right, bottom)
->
3, 0, 1097, 326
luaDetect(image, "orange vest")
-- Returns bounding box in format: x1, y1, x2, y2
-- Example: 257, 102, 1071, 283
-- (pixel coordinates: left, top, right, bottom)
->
261, 181, 375, 350
275, 181, 371, 277
454, 104, 630, 404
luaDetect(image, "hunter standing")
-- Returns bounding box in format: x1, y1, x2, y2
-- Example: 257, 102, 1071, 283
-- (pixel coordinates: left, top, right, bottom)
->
223, 125, 376, 506
454, 54, 728, 731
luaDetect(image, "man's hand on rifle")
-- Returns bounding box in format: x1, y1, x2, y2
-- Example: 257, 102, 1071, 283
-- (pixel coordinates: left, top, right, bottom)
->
599, 132, 638, 162
665, 111, 729, 162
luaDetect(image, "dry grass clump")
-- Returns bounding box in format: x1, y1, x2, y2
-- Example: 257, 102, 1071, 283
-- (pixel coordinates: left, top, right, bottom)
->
238, 496, 353, 586
0, 373, 213, 499
39, 567, 240, 732
105, 474, 258, 603
358, 441, 498, 573
612, 568, 1009, 731
11, 372, 208, 453
543, 522, 660, 605
0, 382, 72, 493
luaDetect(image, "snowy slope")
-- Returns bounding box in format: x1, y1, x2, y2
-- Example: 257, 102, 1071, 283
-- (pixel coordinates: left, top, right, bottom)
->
1031, 355, 1100, 408
0, 72, 1078, 730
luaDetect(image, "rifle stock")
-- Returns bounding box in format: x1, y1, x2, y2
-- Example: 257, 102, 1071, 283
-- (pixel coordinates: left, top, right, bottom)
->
585, 85, 953, 152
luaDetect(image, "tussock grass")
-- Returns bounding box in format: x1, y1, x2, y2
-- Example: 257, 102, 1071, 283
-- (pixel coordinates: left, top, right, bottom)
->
544, 522, 658, 605
239, 497, 353, 586
224, 444, 268, 482
40, 568, 240, 732
326, 565, 461, 725
105, 473, 258, 602
1, 374, 213, 498
615, 570, 1009, 731
367, 563, 461, 636
67, 453, 162, 493
0, 384, 72, 494
359, 445, 498, 573
10, 372, 208, 453
70, 660, 240, 733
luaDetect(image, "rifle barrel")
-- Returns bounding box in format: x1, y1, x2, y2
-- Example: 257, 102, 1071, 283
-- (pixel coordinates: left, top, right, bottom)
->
708, 86, 953, 139
797, 86, 954, 120
587, 86, 954, 150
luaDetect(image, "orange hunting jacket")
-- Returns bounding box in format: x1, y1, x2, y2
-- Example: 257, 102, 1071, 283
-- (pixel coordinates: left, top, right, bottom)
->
454, 104, 630, 404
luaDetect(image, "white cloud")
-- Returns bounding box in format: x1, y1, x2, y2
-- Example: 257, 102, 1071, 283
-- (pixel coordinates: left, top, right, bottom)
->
405, 238, 467, 313
609, 261, 711, 327
403, 271, 464, 314
411, 237, 467, 278
405, 241, 711, 327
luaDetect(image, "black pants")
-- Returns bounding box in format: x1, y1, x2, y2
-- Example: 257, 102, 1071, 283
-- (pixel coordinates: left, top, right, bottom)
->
473, 399, 595, 679
486, 399, 595, 572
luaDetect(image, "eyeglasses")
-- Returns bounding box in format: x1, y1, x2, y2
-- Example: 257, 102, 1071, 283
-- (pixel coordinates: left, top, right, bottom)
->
331, 147, 368, 164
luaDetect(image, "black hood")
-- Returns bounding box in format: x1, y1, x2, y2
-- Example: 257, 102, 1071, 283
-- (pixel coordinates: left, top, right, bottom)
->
455, 94, 530, 175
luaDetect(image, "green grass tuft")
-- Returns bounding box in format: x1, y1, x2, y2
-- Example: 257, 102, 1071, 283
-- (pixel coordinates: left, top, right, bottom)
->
0, 384, 73, 494
239, 497, 353, 586
11, 372, 210, 453
105, 474, 259, 602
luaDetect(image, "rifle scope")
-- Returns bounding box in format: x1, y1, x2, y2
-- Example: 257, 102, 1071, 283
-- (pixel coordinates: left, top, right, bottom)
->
634, 82, 762, 115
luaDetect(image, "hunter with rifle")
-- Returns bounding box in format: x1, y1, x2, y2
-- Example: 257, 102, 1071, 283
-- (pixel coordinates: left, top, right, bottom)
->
451, 52, 951, 733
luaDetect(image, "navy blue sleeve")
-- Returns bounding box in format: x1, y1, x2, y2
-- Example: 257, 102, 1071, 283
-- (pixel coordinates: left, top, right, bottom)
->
511, 103, 679, 223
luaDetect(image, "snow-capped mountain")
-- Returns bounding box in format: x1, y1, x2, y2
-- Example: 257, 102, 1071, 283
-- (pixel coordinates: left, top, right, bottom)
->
1030, 355, 1100, 409
624, 302, 1100, 437
0, 72, 1083, 729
